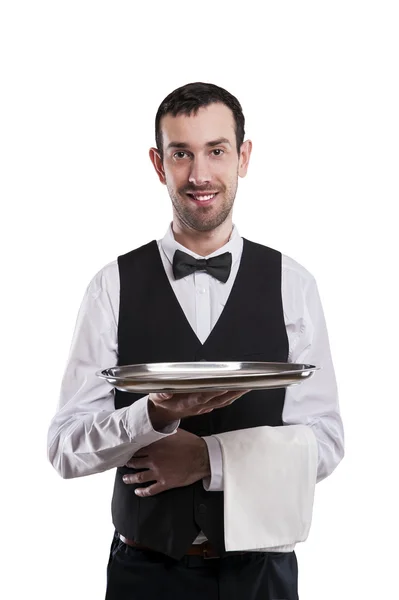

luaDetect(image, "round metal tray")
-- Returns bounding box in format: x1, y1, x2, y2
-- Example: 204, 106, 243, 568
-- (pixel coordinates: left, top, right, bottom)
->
96, 361, 319, 393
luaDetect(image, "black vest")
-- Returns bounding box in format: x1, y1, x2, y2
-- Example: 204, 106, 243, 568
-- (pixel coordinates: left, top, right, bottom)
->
112, 237, 289, 560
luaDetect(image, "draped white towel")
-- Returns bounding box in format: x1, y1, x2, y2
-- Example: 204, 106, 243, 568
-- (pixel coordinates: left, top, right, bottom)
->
213, 424, 318, 552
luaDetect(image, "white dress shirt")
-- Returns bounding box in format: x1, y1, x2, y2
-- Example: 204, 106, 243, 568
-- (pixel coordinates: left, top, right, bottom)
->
47, 223, 344, 546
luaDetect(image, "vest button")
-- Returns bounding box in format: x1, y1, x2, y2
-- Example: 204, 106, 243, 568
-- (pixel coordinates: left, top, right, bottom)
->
198, 504, 207, 514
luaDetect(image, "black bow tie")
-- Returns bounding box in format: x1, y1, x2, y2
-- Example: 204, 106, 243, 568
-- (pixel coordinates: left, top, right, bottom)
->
172, 249, 232, 283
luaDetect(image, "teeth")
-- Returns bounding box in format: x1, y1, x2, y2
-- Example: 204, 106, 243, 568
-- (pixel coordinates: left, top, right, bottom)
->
191, 194, 216, 201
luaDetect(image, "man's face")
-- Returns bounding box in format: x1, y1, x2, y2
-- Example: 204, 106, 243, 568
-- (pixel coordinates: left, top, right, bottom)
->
151, 102, 251, 232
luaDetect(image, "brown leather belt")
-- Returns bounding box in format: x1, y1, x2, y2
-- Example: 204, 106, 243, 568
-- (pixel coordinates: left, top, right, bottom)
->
119, 534, 222, 559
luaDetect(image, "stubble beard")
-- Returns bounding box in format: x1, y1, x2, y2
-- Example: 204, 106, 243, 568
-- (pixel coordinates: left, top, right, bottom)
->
167, 180, 238, 233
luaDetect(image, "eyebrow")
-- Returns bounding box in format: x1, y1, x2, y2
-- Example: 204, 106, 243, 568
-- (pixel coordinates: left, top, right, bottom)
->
166, 137, 232, 150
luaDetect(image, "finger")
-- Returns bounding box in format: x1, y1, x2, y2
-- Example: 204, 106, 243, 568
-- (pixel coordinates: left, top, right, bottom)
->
199, 390, 229, 404
209, 388, 249, 403
171, 390, 228, 411
122, 469, 154, 485
198, 389, 250, 412
217, 391, 251, 407
198, 407, 214, 414
135, 482, 166, 497
218, 389, 250, 401
205, 388, 249, 402
200, 389, 228, 399
125, 457, 150, 468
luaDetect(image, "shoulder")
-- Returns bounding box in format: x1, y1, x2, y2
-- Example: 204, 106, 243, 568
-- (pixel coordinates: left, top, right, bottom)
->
86, 238, 160, 297
86, 260, 118, 294
118, 240, 158, 264
280, 253, 320, 328
243, 235, 316, 320
282, 253, 316, 291
76, 260, 120, 324
243, 237, 316, 289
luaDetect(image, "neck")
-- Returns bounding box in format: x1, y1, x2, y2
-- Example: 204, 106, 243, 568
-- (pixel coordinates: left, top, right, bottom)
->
171, 218, 233, 256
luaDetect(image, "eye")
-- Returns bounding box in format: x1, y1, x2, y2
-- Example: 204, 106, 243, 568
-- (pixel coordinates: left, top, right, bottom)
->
173, 151, 189, 159
212, 149, 224, 156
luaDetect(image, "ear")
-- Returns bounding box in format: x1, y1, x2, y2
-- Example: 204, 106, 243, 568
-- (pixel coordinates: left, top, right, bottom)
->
149, 147, 166, 185
238, 140, 253, 178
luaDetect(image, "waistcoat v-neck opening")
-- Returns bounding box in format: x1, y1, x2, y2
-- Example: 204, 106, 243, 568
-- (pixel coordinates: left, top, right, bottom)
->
152, 238, 248, 349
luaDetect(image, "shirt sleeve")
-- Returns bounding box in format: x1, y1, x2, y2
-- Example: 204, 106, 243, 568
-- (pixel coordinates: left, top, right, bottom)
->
201, 271, 344, 490
283, 274, 344, 482
47, 265, 180, 479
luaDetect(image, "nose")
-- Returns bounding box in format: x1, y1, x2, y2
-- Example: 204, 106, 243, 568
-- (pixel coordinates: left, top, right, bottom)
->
188, 156, 211, 187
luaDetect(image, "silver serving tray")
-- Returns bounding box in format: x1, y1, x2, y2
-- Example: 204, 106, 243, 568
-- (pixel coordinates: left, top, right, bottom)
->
96, 362, 319, 393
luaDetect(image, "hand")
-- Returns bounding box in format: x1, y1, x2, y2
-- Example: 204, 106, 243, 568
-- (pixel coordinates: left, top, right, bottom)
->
148, 388, 250, 429
123, 428, 210, 496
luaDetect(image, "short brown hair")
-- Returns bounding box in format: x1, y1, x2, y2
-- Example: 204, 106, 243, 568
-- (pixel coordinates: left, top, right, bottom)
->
155, 82, 245, 162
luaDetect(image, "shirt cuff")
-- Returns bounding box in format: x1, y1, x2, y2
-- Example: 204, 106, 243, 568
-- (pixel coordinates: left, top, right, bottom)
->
125, 396, 180, 448
202, 435, 224, 491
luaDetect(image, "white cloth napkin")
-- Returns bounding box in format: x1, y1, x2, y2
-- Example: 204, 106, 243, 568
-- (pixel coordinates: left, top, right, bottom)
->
213, 425, 318, 552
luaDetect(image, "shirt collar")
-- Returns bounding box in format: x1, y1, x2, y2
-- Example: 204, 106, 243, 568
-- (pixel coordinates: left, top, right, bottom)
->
160, 222, 243, 268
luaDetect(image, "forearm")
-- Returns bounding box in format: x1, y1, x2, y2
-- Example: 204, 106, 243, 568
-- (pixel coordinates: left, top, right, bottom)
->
48, 396, 180, 479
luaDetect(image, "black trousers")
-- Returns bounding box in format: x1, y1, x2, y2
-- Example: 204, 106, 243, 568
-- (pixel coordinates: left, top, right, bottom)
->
106, 531, 299, 600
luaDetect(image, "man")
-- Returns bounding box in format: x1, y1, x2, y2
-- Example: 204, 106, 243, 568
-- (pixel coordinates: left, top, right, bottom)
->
48, 82, 344, 599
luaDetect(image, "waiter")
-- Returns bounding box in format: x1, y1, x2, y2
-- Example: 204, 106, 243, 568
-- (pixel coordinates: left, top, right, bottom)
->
47, 82, 344, 599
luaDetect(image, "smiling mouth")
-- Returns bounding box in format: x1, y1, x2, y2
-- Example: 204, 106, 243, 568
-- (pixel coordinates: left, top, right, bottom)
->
186, 192, 219, 202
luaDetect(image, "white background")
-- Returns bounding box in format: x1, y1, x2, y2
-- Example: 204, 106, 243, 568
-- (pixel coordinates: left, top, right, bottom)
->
1, 1, 398, 598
